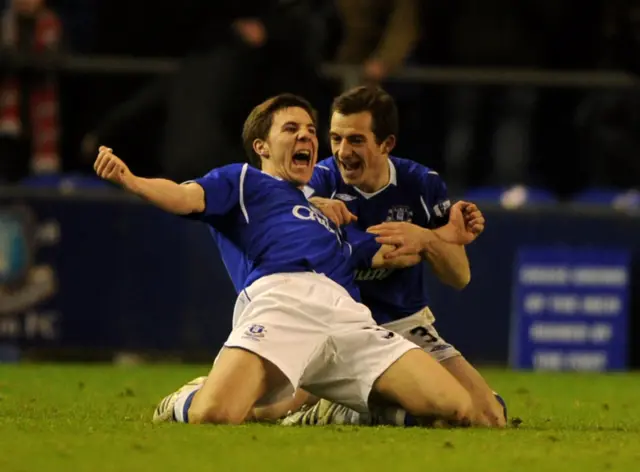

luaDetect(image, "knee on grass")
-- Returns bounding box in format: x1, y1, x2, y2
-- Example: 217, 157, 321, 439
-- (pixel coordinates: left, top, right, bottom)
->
484, 393, 508, 428
188, 399, 248, 425
468, 392, 508, 428
405, 390, 474, 426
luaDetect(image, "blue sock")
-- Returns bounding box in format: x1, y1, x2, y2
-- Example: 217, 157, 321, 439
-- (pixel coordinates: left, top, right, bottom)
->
403, 412, 418, 427
173, 388, 199, 423
493, 392, 508, 422
182, 390, 197, 423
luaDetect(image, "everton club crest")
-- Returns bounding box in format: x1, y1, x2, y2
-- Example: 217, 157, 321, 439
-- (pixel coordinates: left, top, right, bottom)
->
386, 205, 413, 222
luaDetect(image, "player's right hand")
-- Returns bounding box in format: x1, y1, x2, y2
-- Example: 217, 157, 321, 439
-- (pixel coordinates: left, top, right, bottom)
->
94, 146, 135, 189
308, 197, 357, 227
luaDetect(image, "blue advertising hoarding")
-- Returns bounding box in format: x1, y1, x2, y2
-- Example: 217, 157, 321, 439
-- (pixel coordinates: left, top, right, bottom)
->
510, 248, 631, 371
2, 190, 639, 365
0, 196, 235, 357
0, 205, 59, 342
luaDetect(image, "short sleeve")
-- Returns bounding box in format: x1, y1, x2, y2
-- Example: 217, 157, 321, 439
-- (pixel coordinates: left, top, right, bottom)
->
188, 164, 245, 219
421, 172, 451, 229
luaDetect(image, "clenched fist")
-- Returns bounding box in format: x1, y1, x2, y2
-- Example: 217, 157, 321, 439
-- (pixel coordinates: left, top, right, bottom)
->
94, 146, 135, 190
447, 201, 485, 245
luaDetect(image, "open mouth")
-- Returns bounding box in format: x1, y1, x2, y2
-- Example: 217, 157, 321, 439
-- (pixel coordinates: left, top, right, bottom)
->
337, 158, 363, 173
292, 149, 312, 167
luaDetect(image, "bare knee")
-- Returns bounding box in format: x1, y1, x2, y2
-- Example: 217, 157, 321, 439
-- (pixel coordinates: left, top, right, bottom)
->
186, 347, 281, 425
438, 357, 508, 428
481, 410, 507, 428
405, 388, 474, 426
188, 388, 249, 425
473, 396, 507, 428
252, 389, 312, 422
374, 349, 474, 425
432, 393, 507, 428
436, 390, 474, 425
188, 400, 247, 425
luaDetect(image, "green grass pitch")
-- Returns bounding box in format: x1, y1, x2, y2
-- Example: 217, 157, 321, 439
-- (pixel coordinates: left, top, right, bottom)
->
1, 365, 639, 472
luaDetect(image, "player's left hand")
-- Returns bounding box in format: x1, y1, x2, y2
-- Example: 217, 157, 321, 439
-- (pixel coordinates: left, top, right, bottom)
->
367, 221, 430, 259
448, 201, 485, 245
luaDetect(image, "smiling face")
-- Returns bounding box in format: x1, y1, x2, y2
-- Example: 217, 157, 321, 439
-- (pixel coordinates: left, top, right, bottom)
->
255, 107, 318, 186
329, 85, 398, 193
330, 111, 394, 193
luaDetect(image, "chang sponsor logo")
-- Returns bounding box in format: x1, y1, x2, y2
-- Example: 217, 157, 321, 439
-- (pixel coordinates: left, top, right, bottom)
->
292, 205, 337, 235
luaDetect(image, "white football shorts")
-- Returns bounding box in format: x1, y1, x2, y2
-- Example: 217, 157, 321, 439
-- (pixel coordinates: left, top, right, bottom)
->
223, 272, 420, 413
381, 307, 461, 363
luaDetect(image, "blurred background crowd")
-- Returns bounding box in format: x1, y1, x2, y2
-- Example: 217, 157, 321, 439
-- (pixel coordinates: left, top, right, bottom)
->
1, 0, 640, 201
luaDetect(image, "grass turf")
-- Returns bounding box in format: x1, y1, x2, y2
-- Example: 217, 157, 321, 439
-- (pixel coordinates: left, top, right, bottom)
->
0, 365, 639, 472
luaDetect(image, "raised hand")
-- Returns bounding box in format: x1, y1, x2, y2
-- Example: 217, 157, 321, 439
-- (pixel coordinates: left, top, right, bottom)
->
93, 146, 136, 190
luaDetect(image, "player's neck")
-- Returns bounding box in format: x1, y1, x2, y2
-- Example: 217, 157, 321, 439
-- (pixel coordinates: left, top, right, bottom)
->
358, 158, 391, 193
261, 167, 305, 189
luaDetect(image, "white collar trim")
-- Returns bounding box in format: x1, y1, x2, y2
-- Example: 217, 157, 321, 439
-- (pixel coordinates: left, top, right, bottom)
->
352, 158, 397, 199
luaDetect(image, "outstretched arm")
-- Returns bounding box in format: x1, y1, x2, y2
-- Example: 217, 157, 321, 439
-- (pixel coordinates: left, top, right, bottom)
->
94, 146, 205, 215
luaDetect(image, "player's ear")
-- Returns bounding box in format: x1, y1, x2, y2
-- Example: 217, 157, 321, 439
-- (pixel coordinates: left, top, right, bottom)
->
380, 135, 396, 155
253, 139, 270, 159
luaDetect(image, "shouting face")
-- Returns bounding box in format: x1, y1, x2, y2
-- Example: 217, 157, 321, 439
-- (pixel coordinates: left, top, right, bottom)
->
255, 107, 318, 187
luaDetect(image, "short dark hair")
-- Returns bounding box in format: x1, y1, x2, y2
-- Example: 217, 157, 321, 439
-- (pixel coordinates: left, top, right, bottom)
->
242, 94, 318, 168
331, 86, 398, 144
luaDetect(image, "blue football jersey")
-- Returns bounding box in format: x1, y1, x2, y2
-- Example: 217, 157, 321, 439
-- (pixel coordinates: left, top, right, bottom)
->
187, 163, 380, 301
305, 156, 451, 324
